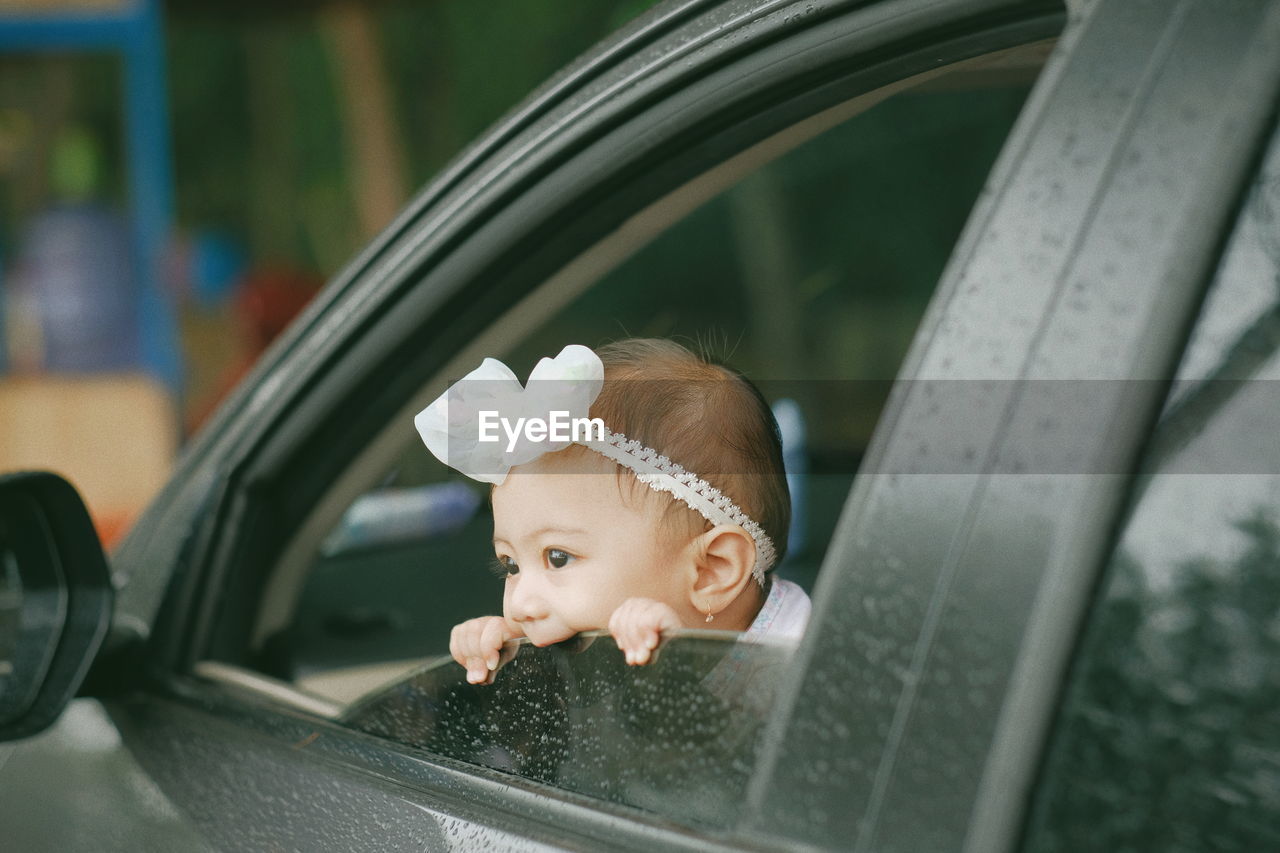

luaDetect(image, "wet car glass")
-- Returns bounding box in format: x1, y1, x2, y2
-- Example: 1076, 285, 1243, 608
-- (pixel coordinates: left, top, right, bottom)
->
344, 630, 794, 828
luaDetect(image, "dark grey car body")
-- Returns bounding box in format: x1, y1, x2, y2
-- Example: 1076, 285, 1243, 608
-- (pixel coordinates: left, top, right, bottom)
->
3, 0, 1279, 849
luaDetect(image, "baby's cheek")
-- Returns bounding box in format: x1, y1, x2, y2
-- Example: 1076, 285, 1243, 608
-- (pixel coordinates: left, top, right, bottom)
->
558, 594, 614, 634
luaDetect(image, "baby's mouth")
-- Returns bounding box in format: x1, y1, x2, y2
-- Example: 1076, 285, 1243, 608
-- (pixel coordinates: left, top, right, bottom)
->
523, 624, 576, 647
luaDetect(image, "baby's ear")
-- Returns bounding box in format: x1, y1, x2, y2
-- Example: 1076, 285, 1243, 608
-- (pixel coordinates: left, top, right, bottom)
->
690, 524, 757, 611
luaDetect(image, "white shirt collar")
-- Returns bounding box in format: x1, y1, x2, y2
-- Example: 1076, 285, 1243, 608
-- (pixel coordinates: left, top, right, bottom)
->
745, 576, 811, 643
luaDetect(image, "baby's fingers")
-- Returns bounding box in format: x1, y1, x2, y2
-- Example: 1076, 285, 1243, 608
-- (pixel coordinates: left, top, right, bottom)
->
448, 622, 472, 668
463, 655, 493, 684
479, 618, 509, 672
607, 602, 640, 660
456, 635, 491, 684
609, 599, 673, 665
449, 617, 509, 684
626, 617, 663, 665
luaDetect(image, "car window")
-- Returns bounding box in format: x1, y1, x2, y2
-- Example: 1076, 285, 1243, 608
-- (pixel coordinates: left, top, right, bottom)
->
343, 631, 793, 829
213, 39, 1065, 831
1020, 119, 1280, 850
275, 74, 1043, 695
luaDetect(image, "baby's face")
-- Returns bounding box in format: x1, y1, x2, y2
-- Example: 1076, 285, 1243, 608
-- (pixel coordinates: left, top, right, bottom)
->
491, 451, 694, 647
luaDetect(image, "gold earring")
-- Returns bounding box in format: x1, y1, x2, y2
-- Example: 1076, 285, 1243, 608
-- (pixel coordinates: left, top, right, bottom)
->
705, 605, 714, 623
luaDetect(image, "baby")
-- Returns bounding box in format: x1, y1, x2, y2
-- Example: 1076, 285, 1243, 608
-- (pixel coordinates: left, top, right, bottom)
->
415, 338, 810, 685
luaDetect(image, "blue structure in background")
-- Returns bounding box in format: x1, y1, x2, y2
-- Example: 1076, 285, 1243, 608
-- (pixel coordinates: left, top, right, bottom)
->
0, 0, 180, 392
772, 398, 807, 560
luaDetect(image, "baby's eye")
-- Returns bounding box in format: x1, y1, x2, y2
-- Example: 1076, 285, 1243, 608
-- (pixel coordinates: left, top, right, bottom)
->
490, 555, 518, 578
545, 548, 575, 569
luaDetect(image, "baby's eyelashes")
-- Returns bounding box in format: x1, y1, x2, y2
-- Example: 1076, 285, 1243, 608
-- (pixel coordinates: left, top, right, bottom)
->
489, 555, 518, 578
545, 548, 575, 569
489, 549, 576, 576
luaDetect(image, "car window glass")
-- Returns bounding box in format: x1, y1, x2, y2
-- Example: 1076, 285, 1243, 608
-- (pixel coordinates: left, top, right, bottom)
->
344, 631, 792, 829
1021, 120, 1280, 851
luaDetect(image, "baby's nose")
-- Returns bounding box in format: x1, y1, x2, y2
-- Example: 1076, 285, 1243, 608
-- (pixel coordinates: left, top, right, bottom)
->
504, 575, 548, 623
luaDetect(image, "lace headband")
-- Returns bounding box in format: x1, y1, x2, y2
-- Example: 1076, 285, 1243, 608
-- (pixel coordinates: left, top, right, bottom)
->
415, 345, 776, 584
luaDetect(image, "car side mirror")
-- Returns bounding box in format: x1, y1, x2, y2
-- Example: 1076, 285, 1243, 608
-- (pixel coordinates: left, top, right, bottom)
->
0, 471, 112, 742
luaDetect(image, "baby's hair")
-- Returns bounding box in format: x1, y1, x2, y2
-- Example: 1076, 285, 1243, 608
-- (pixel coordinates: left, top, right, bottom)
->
585, 337, 790, 566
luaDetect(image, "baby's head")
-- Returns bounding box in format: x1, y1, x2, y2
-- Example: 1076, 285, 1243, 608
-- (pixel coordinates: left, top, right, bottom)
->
587, 338, 789, 560
490, 338, 790, 645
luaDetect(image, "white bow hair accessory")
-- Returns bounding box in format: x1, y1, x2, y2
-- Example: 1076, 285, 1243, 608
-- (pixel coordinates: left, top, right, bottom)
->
415, 344, 603, 485
414, 344, 777, 583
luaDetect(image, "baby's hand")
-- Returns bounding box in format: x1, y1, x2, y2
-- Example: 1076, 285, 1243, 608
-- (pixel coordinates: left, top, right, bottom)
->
449, 616, 520, 684
608, 598, 683, 665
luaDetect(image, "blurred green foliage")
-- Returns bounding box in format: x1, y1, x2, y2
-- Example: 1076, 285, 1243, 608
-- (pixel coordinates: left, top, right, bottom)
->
165, 0, 663, 273
502, 86, 1031, 456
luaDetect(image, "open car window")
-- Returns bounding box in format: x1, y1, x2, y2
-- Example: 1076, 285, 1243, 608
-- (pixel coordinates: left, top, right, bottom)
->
266, 60, 1050, 699
193, 25, 1066, 833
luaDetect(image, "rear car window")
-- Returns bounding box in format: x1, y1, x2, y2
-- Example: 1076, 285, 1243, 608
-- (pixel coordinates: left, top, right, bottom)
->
1021, 117, 1280, 852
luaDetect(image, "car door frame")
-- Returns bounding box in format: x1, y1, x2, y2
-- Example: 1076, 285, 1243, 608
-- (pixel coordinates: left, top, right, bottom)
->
86, 0, 1280, 850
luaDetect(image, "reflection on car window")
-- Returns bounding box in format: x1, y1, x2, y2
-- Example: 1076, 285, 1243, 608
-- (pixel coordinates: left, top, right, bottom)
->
1022, 122, 1280, 851
344, 631, 794, 828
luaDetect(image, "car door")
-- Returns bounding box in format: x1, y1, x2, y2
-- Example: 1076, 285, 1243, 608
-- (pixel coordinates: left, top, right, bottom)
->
6, 0, 1278, 850
105, 2, 1066, 847
740, 2, 1280, 851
